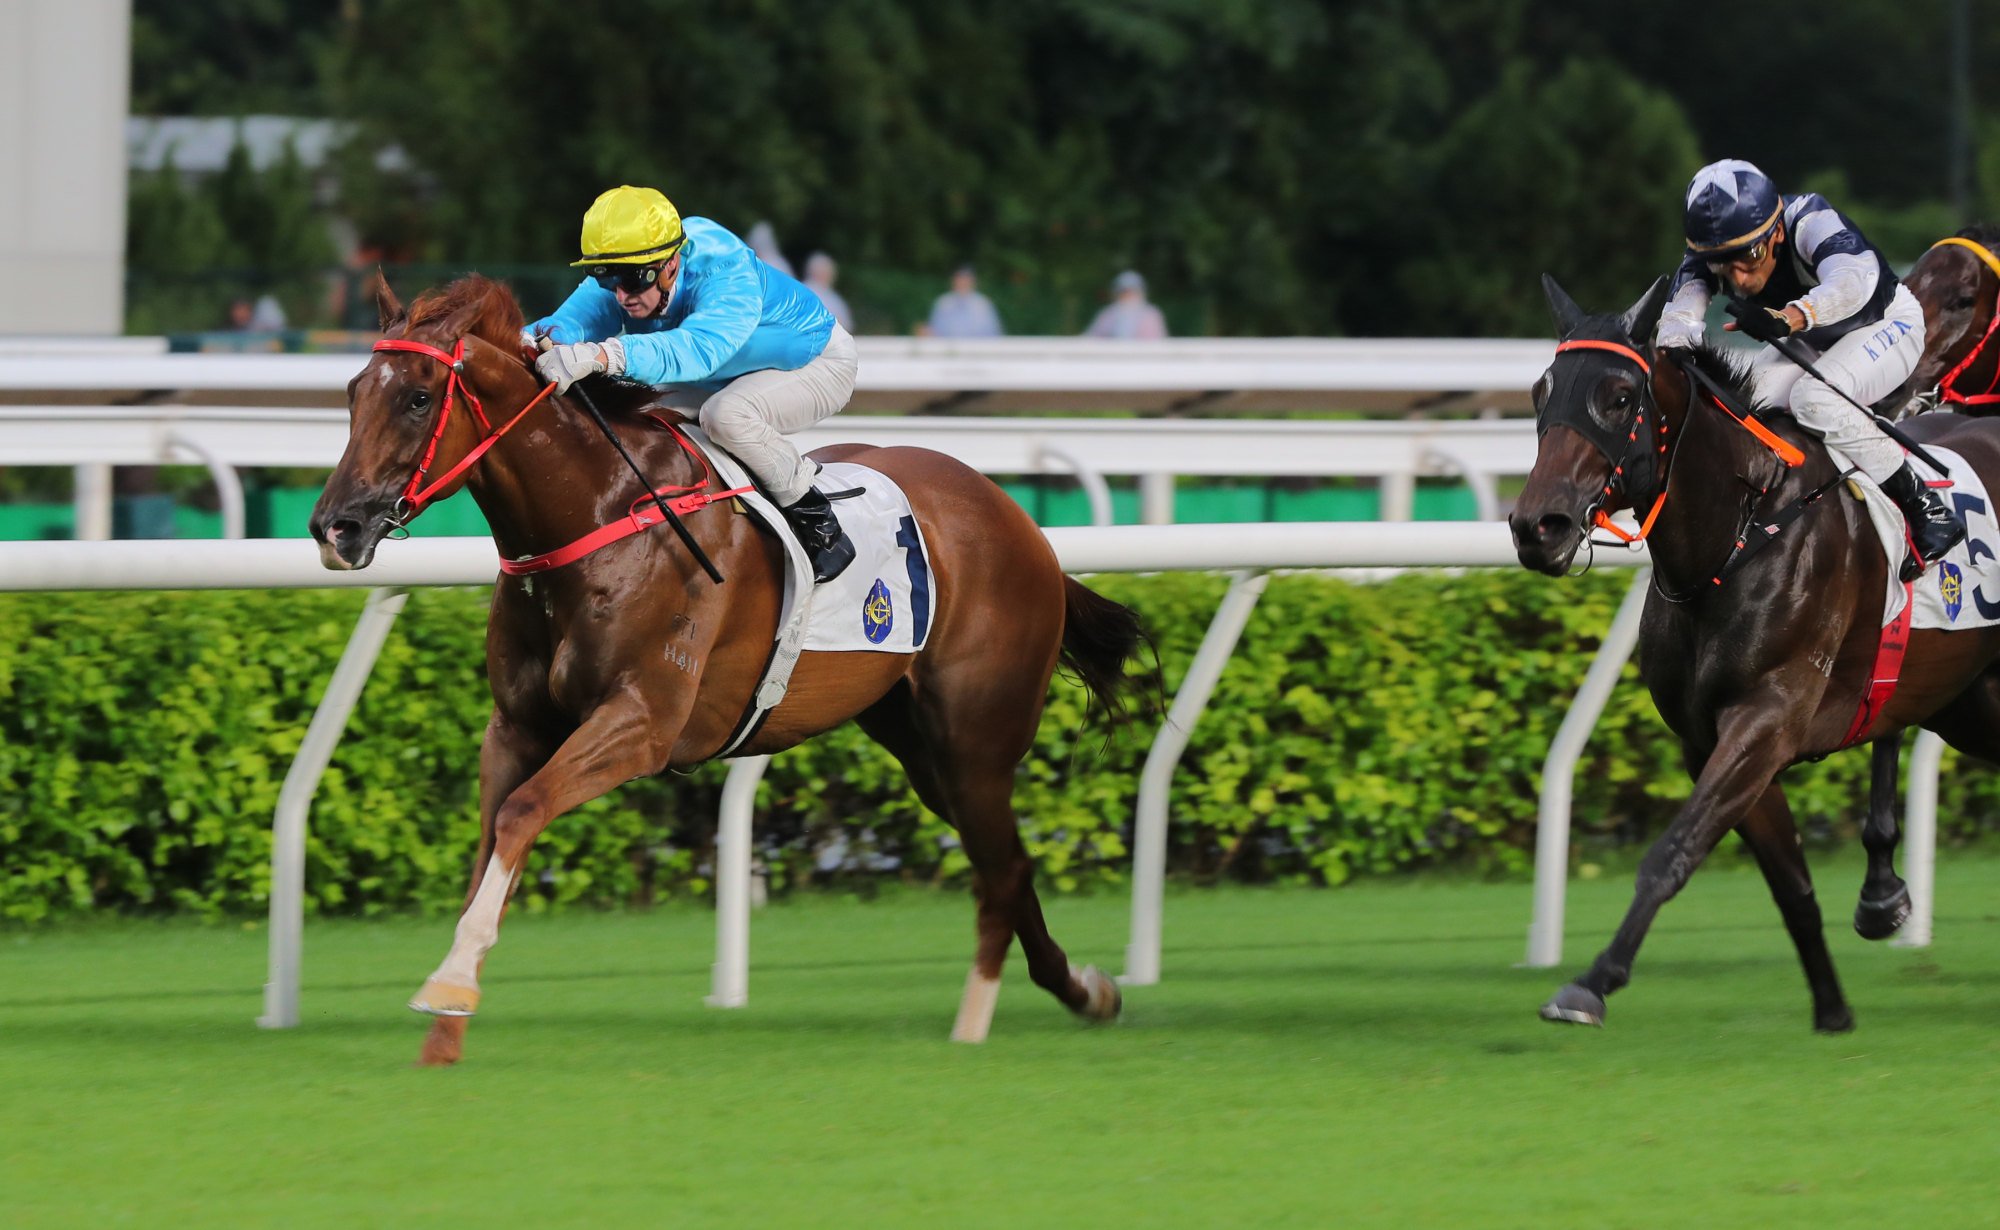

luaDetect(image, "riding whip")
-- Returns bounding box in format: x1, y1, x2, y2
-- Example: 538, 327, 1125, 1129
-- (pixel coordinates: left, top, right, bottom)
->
568, 381, 726, 585
1726, 298, 1952, 475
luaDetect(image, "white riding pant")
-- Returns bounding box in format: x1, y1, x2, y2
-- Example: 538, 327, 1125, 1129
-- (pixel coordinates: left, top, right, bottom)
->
659, 325, 857, 506
1748, 283, 1925, 484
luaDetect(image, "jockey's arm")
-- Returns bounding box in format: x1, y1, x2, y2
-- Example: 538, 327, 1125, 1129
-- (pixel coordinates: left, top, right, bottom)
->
1657, 255, 1714, 348
618, 251, 764, 386
527, 280, 629, 347
1787, 207, 1880, 333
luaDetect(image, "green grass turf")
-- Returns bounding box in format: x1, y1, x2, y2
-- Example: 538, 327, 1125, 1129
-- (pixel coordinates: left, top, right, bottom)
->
6, 850, 2000, 1228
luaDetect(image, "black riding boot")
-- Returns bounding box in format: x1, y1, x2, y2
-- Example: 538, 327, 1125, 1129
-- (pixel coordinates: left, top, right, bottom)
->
1879, 463, 1967, 580
782, 487, 857, 583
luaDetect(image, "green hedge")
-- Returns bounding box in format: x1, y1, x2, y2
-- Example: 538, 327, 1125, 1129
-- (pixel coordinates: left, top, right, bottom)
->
2, 573, 1993, 922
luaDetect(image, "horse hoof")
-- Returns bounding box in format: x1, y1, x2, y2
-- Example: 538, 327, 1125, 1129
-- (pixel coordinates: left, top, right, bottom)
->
410, 979, 480, 1017
1854, 885, 1912, 941
1540, 983, 1606, 1027
1815, 1005, 1856, 1034
1073, 965, 1122, 1023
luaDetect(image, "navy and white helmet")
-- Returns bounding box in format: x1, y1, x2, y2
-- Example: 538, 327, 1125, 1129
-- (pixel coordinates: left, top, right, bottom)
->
1683, 159, 1782, 258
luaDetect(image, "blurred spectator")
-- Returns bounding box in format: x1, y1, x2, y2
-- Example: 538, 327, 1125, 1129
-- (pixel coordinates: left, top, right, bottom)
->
1083, 270, 1168, 339
927, 265, 1004, 338
249, 293, 289, 331
746, 220, 795, 277
803, 251, 855, 333
228, 294, 288, 332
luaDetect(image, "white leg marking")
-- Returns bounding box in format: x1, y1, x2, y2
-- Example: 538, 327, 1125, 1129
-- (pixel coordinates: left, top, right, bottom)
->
952, 968, 1001, 1044
430, 854, 513, 989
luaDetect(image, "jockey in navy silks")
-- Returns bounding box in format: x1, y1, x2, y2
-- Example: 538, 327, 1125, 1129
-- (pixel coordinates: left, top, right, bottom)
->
525, 185, 858, 582
1658, 158, 1966, 571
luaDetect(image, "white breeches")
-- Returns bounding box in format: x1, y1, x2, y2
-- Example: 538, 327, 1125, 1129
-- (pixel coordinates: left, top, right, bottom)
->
1749, 284, 1925, 483
663, 325, 858, 506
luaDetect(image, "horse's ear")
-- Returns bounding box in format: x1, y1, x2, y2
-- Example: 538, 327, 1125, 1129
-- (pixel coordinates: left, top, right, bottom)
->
375, 273, 405, 332
1541, 274, 1585, 337
1620, 275, 1673, 347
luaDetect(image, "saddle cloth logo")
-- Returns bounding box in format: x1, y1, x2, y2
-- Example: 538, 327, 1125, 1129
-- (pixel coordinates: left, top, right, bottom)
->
1940, 561, 1965, 622
862, 578, 894, 643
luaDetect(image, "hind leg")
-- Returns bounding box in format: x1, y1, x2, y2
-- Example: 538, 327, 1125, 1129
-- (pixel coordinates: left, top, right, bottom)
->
856, 686, 1117, 1043
1736, 783, 1853, 1033
1855, 735, 1912, 940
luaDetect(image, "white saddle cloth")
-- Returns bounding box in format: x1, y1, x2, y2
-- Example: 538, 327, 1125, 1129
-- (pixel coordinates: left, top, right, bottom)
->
1854, 445, 2000, 631
679, 431, 935, 756
803, 460, 935, 654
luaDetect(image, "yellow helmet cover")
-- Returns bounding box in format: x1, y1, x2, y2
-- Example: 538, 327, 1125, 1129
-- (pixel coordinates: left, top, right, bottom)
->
572, 186, 685, 266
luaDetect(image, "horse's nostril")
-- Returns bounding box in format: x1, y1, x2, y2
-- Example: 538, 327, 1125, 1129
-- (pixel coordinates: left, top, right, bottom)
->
327, 518, 363, 546
1536, 513, 1574, 544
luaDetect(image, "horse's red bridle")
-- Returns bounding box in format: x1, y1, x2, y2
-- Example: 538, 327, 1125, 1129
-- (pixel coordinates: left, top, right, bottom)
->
370, 336, 556, 523
1928, 237, 2000, 410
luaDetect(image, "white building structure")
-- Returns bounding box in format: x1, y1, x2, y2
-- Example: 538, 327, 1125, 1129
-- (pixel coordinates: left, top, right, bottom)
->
0, 0, 131, 335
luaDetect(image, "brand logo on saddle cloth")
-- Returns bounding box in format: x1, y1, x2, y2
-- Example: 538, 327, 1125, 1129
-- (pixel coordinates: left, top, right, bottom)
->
862, 578, 894, 644
1941, 561, 1965, 622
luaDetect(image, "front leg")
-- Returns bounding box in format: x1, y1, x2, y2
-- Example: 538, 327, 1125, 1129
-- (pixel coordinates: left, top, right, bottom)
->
412, 694, 682, 1066
415, 708, 558, 1066
1543, 704, 1798, 1026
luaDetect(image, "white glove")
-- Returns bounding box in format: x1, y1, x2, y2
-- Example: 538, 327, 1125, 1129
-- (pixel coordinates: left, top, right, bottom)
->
519, 326, 554, 354
1656, 318, 1705, 350
535, 338, 625, 393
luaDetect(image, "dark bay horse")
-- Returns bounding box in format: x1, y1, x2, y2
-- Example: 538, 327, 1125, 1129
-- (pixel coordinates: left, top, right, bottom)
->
1510, 273, 2000, 1031
309, 276, 1142, 1065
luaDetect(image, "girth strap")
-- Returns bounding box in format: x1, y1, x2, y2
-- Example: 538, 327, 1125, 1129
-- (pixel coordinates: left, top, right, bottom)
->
1839, 580, 1915, 749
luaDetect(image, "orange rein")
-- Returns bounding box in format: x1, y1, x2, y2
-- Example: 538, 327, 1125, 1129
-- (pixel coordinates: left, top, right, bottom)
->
1552, 338, 1803, 545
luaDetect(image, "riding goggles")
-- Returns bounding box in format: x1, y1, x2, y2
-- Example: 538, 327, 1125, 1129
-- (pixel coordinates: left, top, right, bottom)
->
588, 258, 673, 294
1704, 238, 1772, 274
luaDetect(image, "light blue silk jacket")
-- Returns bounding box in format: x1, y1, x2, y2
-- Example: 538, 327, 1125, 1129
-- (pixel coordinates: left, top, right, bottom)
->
529, 216, 835, 391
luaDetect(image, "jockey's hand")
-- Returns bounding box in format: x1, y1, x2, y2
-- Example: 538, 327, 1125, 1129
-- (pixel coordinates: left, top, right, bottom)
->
535, 339, 626, 393
1723, 298, 1797, 343
1655, 320, 1705, 350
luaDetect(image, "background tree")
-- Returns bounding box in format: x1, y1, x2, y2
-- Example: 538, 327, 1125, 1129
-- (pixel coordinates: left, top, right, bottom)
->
127, 0, 2000, 337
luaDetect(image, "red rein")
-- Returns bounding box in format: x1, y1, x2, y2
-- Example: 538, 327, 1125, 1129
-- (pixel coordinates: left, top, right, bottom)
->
371, 337, 555, 520
368, 337, 749, 571
1929, 237, 2000, 410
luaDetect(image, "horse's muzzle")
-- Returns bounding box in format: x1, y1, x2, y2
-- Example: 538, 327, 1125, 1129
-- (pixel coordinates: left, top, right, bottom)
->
1509, 507, 1582, 576
309, 506, 385, 571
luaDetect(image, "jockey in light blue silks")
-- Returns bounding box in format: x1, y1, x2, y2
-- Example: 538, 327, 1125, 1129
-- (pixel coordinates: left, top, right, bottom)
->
525, 185, 858, 582
1658, 158, 1965, 572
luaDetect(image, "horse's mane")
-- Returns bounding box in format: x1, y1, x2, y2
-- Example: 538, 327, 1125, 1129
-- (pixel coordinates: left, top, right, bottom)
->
404, 274, 527, 353
401, 275, 666, 413
1673, 339, 1766, 412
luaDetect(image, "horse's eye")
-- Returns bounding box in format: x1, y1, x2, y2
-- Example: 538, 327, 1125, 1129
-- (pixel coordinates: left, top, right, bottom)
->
408, 389, 432, 411
1955, 295, 1978, 311
1611, 392, 1631, 410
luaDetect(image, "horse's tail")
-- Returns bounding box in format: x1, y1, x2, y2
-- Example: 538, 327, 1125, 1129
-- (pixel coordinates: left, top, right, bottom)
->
1059, 575, 1154, 720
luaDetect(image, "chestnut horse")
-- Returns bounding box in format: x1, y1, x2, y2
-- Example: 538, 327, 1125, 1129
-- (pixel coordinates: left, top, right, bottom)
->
1510, 274, 2000, 1031
309, 276, 1142, 1065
